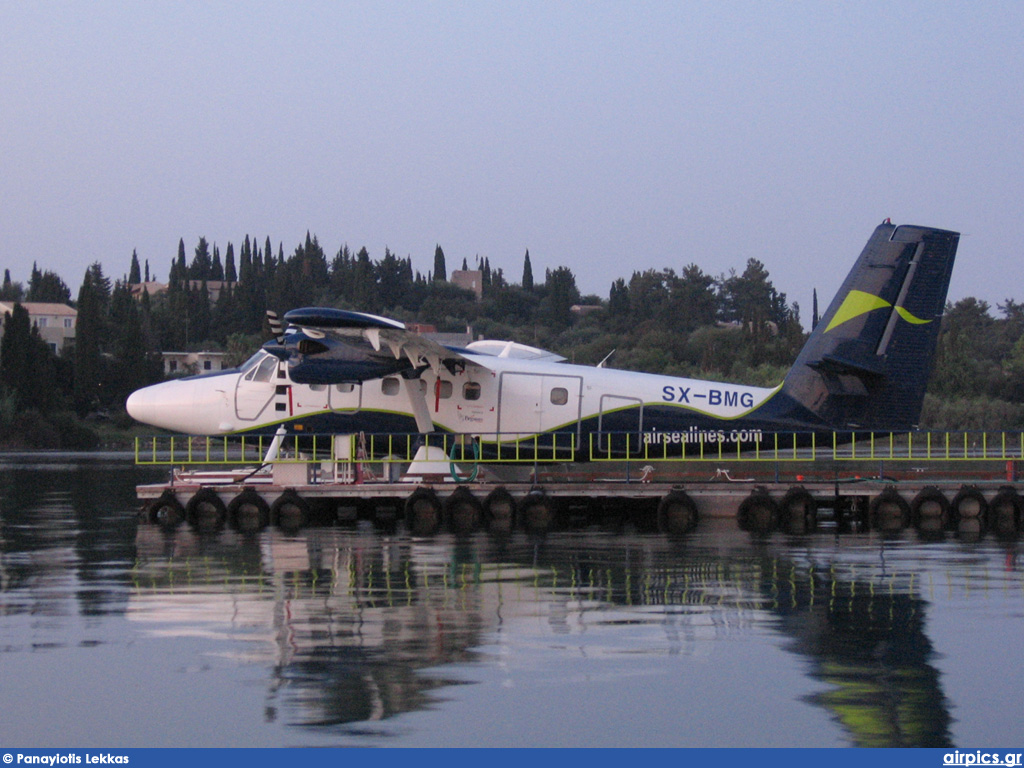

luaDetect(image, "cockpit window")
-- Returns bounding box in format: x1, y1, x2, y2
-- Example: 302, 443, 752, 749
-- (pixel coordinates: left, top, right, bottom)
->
250, 356, 278, 383
239, 351, 266, 374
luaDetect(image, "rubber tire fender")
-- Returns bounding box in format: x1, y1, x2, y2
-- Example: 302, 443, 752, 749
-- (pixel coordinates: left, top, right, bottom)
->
271, 489, 310, 531
738, 489, 779, 534
869, 487, 910, 530
519, 489, 557, 533
227, 488, 271, 532
988, 485, 1022, 534
780, 486, 817, 531
405, 487, 443, 536
951, 485, 988, 522
483, 487, 517, 529
445, 486, 483, 533
149, 489, 185, 528
657, 490, 699, 535
910, 486, 950, 528
186, 488, 227, 530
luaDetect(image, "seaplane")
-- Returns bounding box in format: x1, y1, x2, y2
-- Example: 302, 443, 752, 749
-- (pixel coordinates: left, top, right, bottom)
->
126, 221, 959, 474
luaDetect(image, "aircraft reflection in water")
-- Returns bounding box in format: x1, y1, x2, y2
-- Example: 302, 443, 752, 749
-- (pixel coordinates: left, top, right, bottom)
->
127, 522, 985, 746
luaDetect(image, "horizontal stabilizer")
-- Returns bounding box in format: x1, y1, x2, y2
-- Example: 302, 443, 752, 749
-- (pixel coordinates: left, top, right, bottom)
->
812, 352, 887, 380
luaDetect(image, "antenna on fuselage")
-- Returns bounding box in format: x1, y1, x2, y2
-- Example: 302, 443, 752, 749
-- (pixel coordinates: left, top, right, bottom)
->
597, 349, 616, 368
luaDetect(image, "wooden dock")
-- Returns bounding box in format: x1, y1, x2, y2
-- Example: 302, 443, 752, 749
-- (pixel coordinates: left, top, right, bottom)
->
136, 457, 1023, 537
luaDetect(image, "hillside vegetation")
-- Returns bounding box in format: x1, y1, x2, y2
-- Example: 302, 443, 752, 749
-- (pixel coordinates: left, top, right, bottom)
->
1, 235, 1020, 447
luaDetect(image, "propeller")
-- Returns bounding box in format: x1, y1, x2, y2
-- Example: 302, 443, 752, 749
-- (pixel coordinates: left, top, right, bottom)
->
260, 307, 411, 384
266, 310, 285, 344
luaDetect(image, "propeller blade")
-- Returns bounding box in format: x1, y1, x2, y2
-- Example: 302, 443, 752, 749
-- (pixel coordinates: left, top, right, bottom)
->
266, 310, 285, 343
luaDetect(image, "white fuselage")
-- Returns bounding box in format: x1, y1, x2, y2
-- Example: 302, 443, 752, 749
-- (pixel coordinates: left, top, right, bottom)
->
126, 347, 778, 440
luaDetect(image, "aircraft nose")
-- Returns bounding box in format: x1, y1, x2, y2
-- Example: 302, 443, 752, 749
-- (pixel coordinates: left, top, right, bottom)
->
126, 377, 232, 433
126, 384, 159, 427
126, 380, 191, 431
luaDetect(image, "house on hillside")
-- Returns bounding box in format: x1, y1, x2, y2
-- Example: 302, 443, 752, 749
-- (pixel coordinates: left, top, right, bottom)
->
129, 281, 235, 303
129, 282, 168, 299
450, 270, 483, 300
0, 302, 77, 354
161, 351, 228, 377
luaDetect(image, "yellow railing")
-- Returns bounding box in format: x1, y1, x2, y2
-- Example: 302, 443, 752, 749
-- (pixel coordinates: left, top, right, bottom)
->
135, 429, 1024, 467
588, 430, 1024, 462
135, 433, 339, 465
134, 431, 579, 466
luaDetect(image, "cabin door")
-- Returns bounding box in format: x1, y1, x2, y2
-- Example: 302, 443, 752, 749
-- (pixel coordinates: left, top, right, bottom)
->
497, 373, 583, 444
235, 355, 281, 421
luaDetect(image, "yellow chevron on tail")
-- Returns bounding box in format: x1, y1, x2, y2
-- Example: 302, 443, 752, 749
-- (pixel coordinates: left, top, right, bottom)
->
824, 289, 930, 333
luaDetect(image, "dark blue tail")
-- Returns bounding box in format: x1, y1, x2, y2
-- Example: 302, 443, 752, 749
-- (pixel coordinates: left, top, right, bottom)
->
778, 222, 959, 430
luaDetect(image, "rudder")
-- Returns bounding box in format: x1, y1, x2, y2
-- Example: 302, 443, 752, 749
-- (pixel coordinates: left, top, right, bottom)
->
780, 221, 959, 430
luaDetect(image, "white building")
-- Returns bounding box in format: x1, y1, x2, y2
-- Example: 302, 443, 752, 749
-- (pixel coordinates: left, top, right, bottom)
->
0, 302, 77, 354
161, 351, 228, 377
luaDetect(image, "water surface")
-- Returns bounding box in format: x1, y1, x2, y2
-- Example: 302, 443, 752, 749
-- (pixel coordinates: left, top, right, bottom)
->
1, 455, 1022, 747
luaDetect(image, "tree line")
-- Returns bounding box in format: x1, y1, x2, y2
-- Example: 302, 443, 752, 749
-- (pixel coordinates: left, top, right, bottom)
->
0, 233, 1021, 447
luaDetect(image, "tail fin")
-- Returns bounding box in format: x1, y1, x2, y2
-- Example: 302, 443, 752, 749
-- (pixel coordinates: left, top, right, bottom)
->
780, 221, 959, 430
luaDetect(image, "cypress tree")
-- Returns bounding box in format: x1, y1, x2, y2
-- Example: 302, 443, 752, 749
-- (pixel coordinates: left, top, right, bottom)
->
73, 269, 104, 415
0, 304, 59, 412
224, 242, 237, 282
190, 279, 211, 343
128, 250, 142, 284
433, 245, 447, 282
0, 270, 22, 301
265, 237, 276, 278
0, 304, 33, 404
189, 237, 212, 280
210, 244, 224, 281
174, 239, 187, 286
239, 236, 252, 284
109, 281, 152, 401
522, 249, 534, 291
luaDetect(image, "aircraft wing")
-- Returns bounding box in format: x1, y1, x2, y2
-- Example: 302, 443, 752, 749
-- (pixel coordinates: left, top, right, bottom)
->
269, 307, 495, 384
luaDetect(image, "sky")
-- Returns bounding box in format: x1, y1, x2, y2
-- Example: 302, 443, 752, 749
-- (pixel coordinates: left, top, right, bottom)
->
2, 1, 1023, 322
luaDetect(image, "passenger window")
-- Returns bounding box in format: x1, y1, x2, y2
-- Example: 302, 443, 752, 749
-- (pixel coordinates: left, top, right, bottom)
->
463, 382, 481, 401
550, 387, 568, 405
310, 384, 326, 392
335, 383, 355, 393
382, 377, 400, 396
436, 380, 453, 399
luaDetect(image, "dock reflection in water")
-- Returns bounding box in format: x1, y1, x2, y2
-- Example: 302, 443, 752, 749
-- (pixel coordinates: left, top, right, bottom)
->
130, 521, 997, 747
2, 456, 1022, 747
